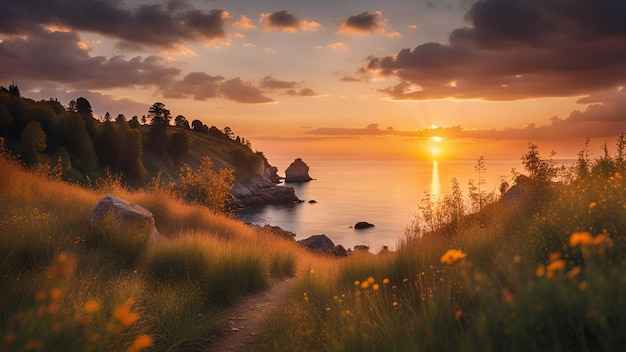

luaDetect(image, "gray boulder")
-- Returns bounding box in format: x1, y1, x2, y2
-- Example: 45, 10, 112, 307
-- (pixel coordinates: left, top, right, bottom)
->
90, 195, 160, 240
285, 158, 313, 183
231, 176, 299, 207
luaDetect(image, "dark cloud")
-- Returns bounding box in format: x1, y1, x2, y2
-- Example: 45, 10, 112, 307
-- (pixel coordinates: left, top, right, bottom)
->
341, 76, 362, 82
340, 12, 382, 34
260, 76, 298, 90
221, 78, 274, 104
161, 72, 224, 100
264, 9, 299, 31
0, 26, 180, 89
0, 0, 228, 49
364, 0, 626, 101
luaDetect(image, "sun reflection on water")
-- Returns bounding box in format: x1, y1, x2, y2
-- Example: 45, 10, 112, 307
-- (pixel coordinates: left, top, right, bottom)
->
431, 160, 440, 199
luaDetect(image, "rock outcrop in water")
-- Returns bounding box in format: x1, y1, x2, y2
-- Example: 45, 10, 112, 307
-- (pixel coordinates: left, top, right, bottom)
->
285, 158, 313, 183
231, 155, 299, 207
298, 234, 347, 256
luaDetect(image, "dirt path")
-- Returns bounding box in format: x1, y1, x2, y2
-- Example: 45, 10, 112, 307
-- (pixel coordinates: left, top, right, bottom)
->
204, 277, 295, 352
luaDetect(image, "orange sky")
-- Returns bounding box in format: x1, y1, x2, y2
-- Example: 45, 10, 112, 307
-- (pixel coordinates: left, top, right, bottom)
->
2, 0, 625, 161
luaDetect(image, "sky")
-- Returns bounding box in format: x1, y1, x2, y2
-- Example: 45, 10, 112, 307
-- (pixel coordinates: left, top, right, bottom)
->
1, 0, 626, 161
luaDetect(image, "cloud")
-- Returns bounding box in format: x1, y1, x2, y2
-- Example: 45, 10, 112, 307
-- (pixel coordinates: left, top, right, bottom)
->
341, 76, 362, 82
363, 0, 626, 101
328, 42, 349, 51
260, 9, 319, 32
221, 78, 274, 104
0, 1, 229, 49
286, 88, 318, 97
260, 76, 298, 90
232, 15, 258, 30
307, 89, 626, 142
161, 72, 223, 100
386, 31, 402, 38
0, 26, 180, 90
339, 11, 384, 35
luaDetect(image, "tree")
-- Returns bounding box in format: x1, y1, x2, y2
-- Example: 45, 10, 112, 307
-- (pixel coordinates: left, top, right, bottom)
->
129, 116, 140, 128
174, 115, 190, 129
21, 120, 47, 163
115, 114, 126, 123
147, 102, 171, 156
8, 82, 20, 96
616, 132, 625, 170
76, 97, 96, 138
67, 99, 77, 113
148, 102, 171, 126
223, 126, 234, 139
104, 112, 112, 122
169, 130, 189, 165
521, 142, 556, 188
575, 137, 591, 179
191, 119, 208, 133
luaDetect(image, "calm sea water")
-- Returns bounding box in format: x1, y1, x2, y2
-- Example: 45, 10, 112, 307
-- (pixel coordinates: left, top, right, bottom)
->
238, 159, 522, 251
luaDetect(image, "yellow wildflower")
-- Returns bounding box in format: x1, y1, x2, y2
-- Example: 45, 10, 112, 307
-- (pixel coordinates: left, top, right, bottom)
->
367, 276, 375, 284
589, 202, 597, 209
360, 281, 370, 289
440, 249, 467, 264
547, 259, 566, 272
353, 280, 360, 287
127, 335, 152, 352
566, 266, 582, 279
536, 265, 545, 277
382, 278, 390, 285
372, 284, 380, 291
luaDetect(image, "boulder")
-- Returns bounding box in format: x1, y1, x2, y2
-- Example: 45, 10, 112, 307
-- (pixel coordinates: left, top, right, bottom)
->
250, 224, 296, 241
298, 235, 348, 257
354, 245, 370, 252
230, 176, 299, 207
285, 158, 313, 183
90, 195, 160, 240
354, 221, 375, 230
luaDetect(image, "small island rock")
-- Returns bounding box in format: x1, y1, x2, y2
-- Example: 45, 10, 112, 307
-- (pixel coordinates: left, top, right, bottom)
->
354, 221, 375, 230
285, 158, 313, 183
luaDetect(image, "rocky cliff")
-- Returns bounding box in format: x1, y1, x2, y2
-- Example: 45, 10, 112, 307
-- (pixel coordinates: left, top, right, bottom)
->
285, 158, 313, 183
230, 157, 299, 207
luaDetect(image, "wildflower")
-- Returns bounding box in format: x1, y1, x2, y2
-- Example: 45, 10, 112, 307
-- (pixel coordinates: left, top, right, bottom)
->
366, 276, 375, 284
25, 340, 43, 350
372, 284, 380, 291
353, 280, 360, 287
547, 259, 566, 272
49, 288, 61, 300
360, 281, 370, 289
455, 310, 462, 321
114, 299, 139, 331
513, 255, 522, 264
325, 307, 331, 311
382, 278, 390, 285
440, 249, 467, 264
579, 281, 588, 291
392, 301, 398, 308
34, 291, 47, 302
566, 266, 582, 279
570, 232, 593, 247
47, 303, 60, 314
4, 333, 16, 344
536, 265, 545, 277
75, 313, 90, 325
127, 335, 152, 352
589, 202, 597, 209
84, 300, 100, 313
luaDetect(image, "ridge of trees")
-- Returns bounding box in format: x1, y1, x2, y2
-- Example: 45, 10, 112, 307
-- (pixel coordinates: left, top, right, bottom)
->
0, 85, 260, 189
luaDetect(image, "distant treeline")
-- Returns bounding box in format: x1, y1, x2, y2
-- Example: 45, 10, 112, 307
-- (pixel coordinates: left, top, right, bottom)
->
0, 84, 256, 186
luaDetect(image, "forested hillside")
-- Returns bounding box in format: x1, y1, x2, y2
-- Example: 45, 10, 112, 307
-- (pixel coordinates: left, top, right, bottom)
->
0, 84, 271, 188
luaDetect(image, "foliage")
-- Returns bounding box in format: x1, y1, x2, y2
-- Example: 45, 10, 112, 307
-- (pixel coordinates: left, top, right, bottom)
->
177, 156, 235, 214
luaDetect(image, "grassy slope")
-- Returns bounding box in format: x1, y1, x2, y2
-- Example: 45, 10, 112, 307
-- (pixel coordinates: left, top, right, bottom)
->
0, 155, 329, 352
258, 172, 626, 351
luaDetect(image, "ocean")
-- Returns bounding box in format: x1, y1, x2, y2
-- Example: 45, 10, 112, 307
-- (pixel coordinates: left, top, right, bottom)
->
238, 159, 524, 251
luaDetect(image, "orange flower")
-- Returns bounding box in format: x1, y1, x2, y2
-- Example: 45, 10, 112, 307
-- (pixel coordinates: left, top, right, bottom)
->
127, 335, 152, 352
440, 249, 467, 264
569, 232, 593, 247
84, 300, 100, 313
114, 299, 139, 330
382, 278, 390, 285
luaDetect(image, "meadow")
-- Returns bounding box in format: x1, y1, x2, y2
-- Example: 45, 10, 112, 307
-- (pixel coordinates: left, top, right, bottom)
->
0, 141, 324, 351
2, 137, 626, 351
